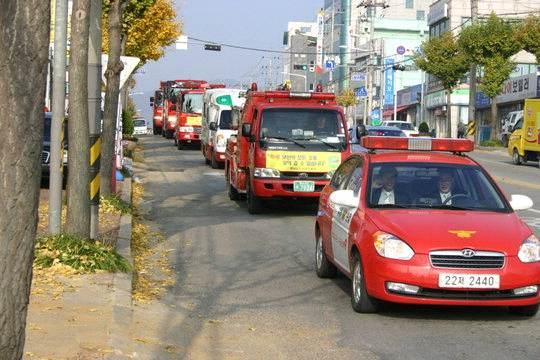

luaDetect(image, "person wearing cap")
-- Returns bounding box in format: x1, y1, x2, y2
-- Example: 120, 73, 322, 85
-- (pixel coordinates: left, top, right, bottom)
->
371, 167, 409, 205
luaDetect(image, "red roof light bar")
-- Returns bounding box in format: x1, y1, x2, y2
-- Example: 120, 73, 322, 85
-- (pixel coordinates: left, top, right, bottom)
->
361, 136, 474, 153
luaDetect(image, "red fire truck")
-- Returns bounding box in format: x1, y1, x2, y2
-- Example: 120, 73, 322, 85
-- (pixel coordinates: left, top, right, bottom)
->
225, 84, 352, 214
150, 87, 164, 135
161, 80, 208, 139
173, 81, 215, 149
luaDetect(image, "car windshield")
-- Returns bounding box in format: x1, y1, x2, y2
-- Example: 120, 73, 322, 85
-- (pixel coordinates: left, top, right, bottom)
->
259, 108, 344, 144
134, 119, 146, 127
219, 110, 232, 129
368, 128, 405, 137
367, 163, 508, 212
182, 93, 203, 114
386, 122, 414, 130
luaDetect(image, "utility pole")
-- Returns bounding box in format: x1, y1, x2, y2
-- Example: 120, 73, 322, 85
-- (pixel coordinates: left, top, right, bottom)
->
49, 0, 69, 235
88, 0, 102, 240
468, 0, 478, 140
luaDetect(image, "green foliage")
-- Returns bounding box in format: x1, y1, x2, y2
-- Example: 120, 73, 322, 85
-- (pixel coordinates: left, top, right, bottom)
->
479, 56, 515, 98
122, 109, 135, 135
414, 32, 469, 91
100, 194, 131, 214
35, 234, 131, 273
336, 89, 359, 107
459, 13, 520, 64
418, 122, 430, 134
480, 139, 503, 147
514, 15, 540, 64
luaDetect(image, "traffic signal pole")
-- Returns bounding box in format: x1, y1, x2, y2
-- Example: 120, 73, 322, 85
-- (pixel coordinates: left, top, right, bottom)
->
468, 0, 478, 141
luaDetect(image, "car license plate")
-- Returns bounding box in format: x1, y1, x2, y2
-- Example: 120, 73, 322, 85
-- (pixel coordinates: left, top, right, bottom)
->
293, 181, 315, 192
438, 273, 500, 289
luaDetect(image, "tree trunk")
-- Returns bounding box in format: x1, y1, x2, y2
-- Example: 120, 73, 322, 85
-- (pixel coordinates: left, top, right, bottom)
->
490, 99, 499, 141
100, 0, 125, 197
446, 90, 452, 138
0, 1, 50, 358
66, 0, 92, 238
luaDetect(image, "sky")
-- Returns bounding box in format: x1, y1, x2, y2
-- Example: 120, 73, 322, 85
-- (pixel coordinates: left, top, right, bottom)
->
132, 0, 321, 117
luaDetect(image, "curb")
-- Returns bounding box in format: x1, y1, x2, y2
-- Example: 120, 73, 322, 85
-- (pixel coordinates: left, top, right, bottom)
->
109, 177, 134, 357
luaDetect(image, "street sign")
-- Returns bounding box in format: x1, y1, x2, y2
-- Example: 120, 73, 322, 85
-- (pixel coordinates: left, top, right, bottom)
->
325, 60, 336, 71
355, 87, 368, 97
351, 72, 366, 81
371, 109, 382, 126
396, 45, 406, 55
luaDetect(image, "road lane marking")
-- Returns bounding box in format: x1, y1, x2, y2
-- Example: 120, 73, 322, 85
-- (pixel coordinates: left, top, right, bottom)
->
527, 208, 540, 214
492, 176, 540, 190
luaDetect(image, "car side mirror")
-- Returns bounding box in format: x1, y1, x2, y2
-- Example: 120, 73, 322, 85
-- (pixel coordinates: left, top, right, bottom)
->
356, 125, 368, 140
241, 123, 252, 138
509, 194, 533, 211
329, 189, 359, 208
209, 122, 217, 131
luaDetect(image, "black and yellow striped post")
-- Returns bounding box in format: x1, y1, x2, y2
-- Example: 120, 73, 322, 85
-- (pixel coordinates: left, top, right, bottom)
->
467, 121, 476, 142
89, 135, 101, 204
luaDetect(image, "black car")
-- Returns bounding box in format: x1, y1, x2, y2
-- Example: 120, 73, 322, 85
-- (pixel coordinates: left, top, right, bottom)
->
42, 112, 68, 184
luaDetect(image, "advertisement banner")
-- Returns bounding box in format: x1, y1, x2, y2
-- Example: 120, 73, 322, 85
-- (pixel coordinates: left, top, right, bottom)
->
384, 58, 395, 107
266, 151, 341, 172
186, 116, 202, 126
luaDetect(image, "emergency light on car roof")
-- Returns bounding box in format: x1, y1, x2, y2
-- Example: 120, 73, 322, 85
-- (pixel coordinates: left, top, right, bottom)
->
257, 91, 335, 100
361, 136, 474, 152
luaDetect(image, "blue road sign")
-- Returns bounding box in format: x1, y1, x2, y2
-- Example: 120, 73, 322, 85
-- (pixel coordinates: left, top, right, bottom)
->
351, 73, 366, 81
355, 86, 368, 97
325, 60, 336, 70
396, 45, 406, 55
371, 109, 382, 125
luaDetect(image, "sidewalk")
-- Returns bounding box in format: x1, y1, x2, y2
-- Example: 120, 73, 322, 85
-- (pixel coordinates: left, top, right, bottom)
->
24, 180, 133, 360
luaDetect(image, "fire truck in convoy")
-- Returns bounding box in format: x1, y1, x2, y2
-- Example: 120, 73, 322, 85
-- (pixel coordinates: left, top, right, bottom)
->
150, 88, 164, 135
160, 80, 208, 139
201, 88, 246, 168
225, 84, 352, 214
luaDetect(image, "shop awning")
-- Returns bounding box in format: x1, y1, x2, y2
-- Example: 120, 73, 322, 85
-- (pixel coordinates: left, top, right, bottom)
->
382, 104, 411, 117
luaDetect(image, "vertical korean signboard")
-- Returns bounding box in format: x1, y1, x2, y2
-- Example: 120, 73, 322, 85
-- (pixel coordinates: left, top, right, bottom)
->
317, 11, 324, 67
384, 58, 395, 107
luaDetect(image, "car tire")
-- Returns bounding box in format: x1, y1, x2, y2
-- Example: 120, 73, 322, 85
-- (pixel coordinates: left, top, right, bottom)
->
153, 127, 157, 135
512, 149, 523, 165
508, 304, 539, 317
351, 253, 379, 313
227, 177, 239, 201
315, 234, 337, 278
174, 137, 177, 147
211, 152, 219, 169
247, 182, 263, 214
177, 140, 184, 150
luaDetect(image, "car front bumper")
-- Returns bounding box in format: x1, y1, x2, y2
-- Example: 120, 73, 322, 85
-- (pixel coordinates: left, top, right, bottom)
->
364, 253, 540, 306
252, 178, 329, 199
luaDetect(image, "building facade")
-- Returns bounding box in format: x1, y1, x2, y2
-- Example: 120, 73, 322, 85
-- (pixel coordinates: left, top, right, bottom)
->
282, 22, 320, 92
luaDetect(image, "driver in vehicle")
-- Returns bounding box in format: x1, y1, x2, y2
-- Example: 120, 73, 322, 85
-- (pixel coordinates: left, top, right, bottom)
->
430, 170, 468, 206
371, 167, 409, 205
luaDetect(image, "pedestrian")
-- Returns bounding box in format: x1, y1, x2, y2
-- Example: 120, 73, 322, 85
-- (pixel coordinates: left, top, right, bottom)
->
457, 122, 466, 138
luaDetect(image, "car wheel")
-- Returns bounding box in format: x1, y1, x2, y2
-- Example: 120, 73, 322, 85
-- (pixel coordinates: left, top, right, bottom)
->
512, 149, 523, 165
211, 152, 219, 169
153, 127, 157, 135
177, 140, 184, 150
315, 234, 337, 278
247, 182, 263, 214
227, 177, 239, 201
174, 137, 177, 146
508, 304, 539, 317
351, 253, 379, 313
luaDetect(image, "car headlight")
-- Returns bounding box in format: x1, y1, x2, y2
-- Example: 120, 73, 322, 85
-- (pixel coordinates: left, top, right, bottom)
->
373, 231, 414, 260
216, 134, 226, 147
518, 234, 540, 263
254, 167, 280, 178
168, 116, 177, 124
179, 126, 194, 132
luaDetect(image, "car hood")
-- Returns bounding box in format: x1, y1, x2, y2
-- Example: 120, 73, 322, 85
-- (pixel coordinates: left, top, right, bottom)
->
367, 209, 532, 255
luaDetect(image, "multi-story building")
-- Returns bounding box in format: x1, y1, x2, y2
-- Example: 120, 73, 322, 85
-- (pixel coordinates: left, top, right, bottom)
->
425, 0, 540, 138
282, 22, 320, 92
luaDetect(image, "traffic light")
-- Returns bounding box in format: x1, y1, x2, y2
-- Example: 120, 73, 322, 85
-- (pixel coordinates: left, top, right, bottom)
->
392, 64, 406, 71
204, 44, 221, 51
293, 64, 308, 70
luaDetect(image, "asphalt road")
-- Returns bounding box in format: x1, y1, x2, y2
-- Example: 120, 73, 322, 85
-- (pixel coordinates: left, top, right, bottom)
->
129, 136, 539, 360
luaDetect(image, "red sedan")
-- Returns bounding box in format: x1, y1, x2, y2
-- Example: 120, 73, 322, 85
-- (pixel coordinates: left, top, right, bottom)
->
315, 136, 539, 316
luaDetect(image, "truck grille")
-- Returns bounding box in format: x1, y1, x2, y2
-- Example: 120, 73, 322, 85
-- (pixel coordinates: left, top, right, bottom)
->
280, 171, 327, 180
42, 151, 50, 164
430, 250, 504, 269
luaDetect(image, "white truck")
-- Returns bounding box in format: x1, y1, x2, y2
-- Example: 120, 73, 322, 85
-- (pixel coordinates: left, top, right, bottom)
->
201, 88, 246, 168
500, 110, 523, 147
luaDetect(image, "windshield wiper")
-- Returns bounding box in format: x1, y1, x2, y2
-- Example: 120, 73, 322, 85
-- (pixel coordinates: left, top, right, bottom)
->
429, 205, 478, 211
309, 136, 339, 149
263, 136, 306, 148
371, 204, 409, 209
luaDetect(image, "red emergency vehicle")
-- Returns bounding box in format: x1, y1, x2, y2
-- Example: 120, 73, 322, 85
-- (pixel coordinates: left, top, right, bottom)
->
315, 136, 539, 316
150, 87, 164, 135
161, 80, 208, 139
225, 84, 351, 214
173, 81, 210, 149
